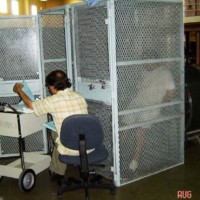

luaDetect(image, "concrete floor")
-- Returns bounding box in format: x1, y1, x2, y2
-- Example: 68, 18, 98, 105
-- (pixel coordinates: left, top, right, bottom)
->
0, 139, 200, 200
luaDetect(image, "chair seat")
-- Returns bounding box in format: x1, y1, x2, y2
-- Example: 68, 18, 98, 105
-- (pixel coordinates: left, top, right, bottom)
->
59, 145, 108, 165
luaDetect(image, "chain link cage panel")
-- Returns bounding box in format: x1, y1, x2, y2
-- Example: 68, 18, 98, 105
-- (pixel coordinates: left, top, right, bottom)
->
0, 17, 39, 81
119, 118, 183, 184
41, 15, 66, 60
87, 100, 113, 180
117, 62, 182, 111
74, 2, 110, 80
115, 0, 184, 184
40, 14, 68, 97
0, 16, 47, 157
115, 0, 182, 62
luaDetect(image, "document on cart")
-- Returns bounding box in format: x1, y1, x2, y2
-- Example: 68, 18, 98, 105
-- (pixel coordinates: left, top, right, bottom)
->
4, 104, 34, 113
4, 81, 35, 113
18, 80, 35, 105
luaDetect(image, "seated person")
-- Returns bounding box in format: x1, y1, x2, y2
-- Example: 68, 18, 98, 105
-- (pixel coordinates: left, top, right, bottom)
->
13, 70, 88, 184
122, 51, 175, 172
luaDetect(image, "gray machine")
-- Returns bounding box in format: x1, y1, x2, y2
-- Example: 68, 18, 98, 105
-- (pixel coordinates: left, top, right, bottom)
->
38, 0, 184, 186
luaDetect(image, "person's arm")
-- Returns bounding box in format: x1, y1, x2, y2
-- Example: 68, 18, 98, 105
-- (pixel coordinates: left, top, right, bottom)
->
162, 89, 175, 103
13, 83, 33, 109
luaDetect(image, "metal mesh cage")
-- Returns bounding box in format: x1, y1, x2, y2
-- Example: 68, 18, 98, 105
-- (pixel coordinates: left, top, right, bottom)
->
117, 62, 182, 111
87, 100, 113, 179
119, 118, 183, 183
0, 16, 39, 81
115, 0, 182, 62
38, 0, 184, 187
0, 16, 47, 157
74, 3, 109, 80
41, 15, 66, 60
115, 0, 184, 185
39, 14, 68, 97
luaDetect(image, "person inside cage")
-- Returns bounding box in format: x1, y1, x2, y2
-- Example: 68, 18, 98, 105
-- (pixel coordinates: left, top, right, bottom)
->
122, 50, 175, 172
13, 70, 89, 185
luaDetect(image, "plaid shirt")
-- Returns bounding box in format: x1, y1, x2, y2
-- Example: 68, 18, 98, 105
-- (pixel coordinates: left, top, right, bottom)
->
33, 88, 88, 155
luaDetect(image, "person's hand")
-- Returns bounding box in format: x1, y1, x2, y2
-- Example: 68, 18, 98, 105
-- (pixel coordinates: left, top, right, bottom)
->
162, 89, 175, 103
13, 83, 23, 94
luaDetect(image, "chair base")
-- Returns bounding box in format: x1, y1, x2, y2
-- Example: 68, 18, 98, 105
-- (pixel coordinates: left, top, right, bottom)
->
57, 175, 116, 199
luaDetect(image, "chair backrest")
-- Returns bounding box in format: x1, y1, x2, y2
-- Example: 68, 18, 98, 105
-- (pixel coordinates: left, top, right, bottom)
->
60, 114, 104, 150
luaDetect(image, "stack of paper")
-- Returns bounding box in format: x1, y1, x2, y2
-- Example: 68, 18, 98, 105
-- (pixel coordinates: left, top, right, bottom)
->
18, 81, 35, 105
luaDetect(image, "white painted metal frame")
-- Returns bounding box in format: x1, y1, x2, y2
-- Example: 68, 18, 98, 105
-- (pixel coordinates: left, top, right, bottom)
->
107, 0, 119, 186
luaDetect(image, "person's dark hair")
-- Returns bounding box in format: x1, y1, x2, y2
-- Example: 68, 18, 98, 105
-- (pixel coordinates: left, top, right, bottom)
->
45, 70, 71, 90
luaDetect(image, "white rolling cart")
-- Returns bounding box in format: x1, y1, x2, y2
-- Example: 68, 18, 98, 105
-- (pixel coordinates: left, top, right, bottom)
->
0, 111, 51, 192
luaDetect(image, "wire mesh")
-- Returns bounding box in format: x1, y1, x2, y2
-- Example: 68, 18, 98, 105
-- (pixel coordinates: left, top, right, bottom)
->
115, 0, 184, 185
119, 118, 183, 183
0, 136, 19, 155
87, 100, 113, 179
0, 16, 47, 157
24, 131, 46, 152
37, 0, 184, 186
115, 0, 182, 62
0, 17, 39, 81
41, 15, 66, 60
117, 62, 182, 111
74, 3, 109, 80
40, 14, 68, 97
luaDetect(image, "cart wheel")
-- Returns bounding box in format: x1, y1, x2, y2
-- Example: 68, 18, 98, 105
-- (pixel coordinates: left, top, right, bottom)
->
0, 176, 3, 182
18, 169, 36, 192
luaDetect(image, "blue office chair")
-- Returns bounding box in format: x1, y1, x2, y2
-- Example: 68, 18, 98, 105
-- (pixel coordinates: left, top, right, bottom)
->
57, 114, 115, 200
